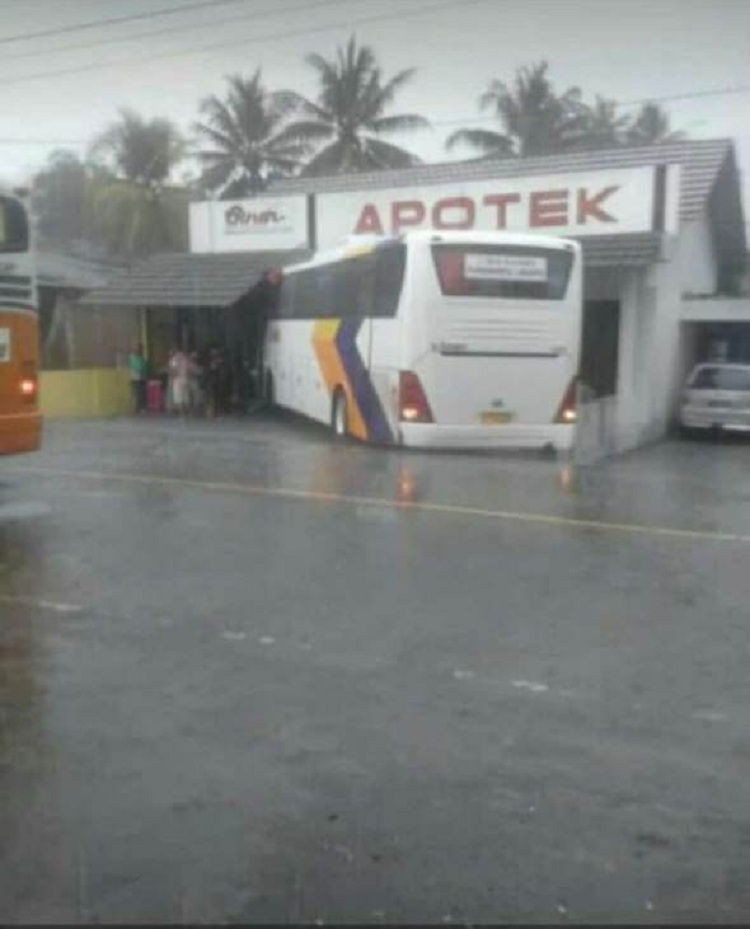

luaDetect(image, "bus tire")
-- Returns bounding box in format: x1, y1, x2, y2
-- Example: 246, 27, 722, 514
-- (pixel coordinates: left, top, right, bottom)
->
331, 389, 348, 440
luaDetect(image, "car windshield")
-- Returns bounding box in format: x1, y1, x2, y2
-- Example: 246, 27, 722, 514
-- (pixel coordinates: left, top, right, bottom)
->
690, 365, 750, 391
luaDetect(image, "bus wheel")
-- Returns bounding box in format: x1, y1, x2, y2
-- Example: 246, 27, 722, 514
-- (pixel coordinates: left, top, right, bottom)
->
331, 389, 348, 440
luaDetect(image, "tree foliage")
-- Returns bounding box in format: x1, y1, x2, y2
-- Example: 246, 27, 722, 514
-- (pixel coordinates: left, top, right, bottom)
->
447, 62, 683, 159
281, 36, 430, 175
193, 70, 306, 197
87, 109, 187, 257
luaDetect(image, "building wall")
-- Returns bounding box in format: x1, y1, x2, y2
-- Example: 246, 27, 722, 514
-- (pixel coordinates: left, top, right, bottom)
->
679, 214, 717, 296
40, 368, 132, 418
582, 241, 687, 453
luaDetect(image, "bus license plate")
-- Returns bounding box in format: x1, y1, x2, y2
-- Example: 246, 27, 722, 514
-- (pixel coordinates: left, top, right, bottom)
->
480, 411, 512, 425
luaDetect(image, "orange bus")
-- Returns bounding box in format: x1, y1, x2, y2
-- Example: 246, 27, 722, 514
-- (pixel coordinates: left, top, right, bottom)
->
0, 193, 41, 455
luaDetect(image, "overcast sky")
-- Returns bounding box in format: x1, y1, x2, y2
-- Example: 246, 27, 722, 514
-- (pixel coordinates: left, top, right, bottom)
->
2, 0, 749, 221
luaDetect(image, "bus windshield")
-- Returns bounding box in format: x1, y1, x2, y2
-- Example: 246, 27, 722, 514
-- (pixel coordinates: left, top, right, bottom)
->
432, 244, 573, 300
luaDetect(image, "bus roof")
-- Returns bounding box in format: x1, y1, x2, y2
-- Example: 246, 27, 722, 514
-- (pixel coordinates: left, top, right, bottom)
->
282, 229, 580, 275
400, 229, 580, 250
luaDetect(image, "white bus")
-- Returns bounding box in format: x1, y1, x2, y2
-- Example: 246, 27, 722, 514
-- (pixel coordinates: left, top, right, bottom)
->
263, 230, 582, 451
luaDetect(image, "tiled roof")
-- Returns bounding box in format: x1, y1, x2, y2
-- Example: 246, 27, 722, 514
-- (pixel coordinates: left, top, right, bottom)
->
37, 251, 121, 291
81, 250, 310, 308
270, 138, 733, 222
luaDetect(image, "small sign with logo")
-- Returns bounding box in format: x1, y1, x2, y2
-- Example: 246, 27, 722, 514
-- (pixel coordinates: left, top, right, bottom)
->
190, 196, 309, 253
0, 327, 10, 363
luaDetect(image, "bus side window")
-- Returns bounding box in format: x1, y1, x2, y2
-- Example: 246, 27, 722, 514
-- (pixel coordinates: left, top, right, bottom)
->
0, 197, 28, 253
332, 257, 374, 319
333, 261, 356, 318
278, 275, 297, 319
292, 268, 316, 319
356, 256, 375, 318
373, 244, 406, 317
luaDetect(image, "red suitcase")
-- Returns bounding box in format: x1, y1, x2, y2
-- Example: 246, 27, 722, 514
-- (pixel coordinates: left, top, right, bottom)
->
147, 379, 163, 413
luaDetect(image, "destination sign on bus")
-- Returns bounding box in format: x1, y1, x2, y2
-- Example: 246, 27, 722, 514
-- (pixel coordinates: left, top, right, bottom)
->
464, 253, 548, 282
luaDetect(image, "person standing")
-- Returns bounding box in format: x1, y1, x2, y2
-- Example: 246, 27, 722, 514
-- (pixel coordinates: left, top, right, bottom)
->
128, 343, 148, 414
205, 347, 223, 419
188, 351, 204, 416
170, 348, 190, 417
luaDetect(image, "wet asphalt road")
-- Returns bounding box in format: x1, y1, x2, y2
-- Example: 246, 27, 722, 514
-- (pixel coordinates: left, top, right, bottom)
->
1, 415, 749, 924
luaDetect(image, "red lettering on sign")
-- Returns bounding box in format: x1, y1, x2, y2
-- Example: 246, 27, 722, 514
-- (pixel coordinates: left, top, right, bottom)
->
432, 196, 475, 229
354, 204, 384, 235
482, 193, 521, 229
391, 200, 426, 233
577, 186, 618, 224
529, 189, 568, 227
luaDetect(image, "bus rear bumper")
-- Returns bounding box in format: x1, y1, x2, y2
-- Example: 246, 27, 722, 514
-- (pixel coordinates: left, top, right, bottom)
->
398, 422, 574, 452
0, 412, 42, 455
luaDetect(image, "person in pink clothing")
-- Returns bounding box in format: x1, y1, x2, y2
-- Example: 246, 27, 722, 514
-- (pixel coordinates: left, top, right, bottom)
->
169, 348, 189, 416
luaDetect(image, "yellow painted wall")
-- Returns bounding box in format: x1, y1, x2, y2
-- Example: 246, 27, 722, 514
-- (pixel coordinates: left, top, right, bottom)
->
40, 368, 133, 419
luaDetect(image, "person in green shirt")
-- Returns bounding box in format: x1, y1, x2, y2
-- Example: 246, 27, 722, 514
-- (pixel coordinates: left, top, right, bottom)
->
128, 343, 148, 414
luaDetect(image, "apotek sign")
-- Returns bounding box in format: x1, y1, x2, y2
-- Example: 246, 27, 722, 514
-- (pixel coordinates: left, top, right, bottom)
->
189, 196, 308, 253
315, 167, 666, 249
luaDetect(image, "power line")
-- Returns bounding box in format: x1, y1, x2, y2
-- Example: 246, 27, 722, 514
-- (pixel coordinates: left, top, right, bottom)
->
2, 0, 363, 64
0, 0, 247, 46
0, 0, 495, 87
2, 83, 750, 147
619, 86, 750, 107
428, 85, 750, 127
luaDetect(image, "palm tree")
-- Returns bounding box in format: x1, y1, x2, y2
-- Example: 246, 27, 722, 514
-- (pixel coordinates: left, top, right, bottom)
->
88, 109, 187, 257
193, 70, 306, 197
566, 96, 631, 151
447, 62, 583, 159
282, 36, 430, 175
90, 109, 185, 188
627, 102, 684, 145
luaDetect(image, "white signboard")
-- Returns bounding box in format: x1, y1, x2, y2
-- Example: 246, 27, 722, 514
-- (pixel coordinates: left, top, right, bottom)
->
465, 253, 548, 282
315, 167, 667, 250
190, 196, 309, 253
0, 327, 10, 363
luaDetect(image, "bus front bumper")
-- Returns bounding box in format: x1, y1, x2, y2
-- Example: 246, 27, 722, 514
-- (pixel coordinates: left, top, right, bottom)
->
0, 411, 42, 455
398, 422, 574, 452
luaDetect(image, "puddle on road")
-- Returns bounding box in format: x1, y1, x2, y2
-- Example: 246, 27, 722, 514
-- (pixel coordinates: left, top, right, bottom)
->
0, 501, 51, 523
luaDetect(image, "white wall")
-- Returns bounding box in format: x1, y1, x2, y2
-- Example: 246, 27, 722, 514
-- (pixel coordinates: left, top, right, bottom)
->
679, 214, 717, 296
582, 239, 686, 454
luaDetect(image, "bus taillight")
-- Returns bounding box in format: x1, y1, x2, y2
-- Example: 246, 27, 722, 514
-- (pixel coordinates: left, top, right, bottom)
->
20, 377, 37, 401
399, 370, 433, 424
554, 377, 578, 424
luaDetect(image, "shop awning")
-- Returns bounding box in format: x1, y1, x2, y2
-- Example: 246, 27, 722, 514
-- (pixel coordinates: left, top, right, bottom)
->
578, 233, 662, 267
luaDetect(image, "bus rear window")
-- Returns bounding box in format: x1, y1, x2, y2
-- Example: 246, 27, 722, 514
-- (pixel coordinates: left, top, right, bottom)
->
432, 245, 573, 300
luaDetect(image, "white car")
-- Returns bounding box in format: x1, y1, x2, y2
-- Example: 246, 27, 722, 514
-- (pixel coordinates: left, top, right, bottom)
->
680, 362, 750, 435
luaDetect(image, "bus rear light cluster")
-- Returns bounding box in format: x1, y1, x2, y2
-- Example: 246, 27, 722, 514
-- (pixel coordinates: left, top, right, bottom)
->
399, 370, 433, 424
20, 377, 37, 400
554, 378, 578, 424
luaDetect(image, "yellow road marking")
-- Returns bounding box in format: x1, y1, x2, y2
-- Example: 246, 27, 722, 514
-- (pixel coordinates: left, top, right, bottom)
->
0, 593, 82, 613
8, 465, 750, 545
